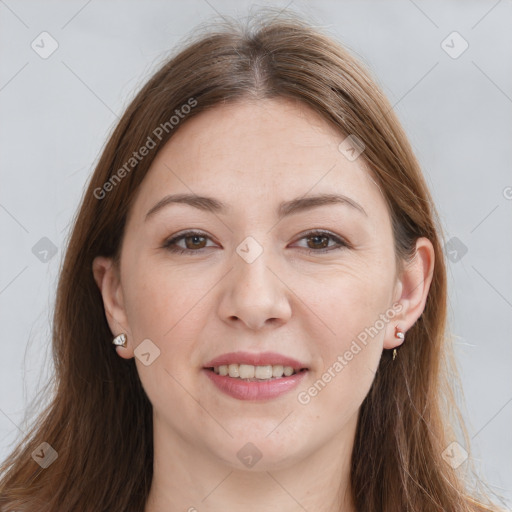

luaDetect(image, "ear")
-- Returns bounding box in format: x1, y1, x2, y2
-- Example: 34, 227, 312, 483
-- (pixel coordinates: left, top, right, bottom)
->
92, 256, 134, 359
383, 237, 435, 350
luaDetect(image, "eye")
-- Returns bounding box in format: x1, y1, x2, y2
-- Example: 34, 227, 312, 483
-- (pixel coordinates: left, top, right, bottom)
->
162, 229, 349, 255
162, 230, 218, 255
292, 230, 349, 253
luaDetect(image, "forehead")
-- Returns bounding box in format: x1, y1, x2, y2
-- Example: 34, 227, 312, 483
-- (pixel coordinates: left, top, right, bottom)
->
130, 98, 385, 221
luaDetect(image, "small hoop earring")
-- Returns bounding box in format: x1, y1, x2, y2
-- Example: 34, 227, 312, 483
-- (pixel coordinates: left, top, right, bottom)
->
393, 327, 405, 361
112, 333, 127, 348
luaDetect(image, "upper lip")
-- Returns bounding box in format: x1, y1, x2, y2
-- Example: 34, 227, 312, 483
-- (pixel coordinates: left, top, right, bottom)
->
203, 351, 309, 370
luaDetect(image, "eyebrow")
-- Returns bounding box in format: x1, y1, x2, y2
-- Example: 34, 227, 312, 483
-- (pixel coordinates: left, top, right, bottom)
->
145, 192, 367, 221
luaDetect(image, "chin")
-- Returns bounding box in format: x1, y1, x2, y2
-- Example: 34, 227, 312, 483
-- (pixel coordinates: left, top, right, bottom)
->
209, 430, 310, 471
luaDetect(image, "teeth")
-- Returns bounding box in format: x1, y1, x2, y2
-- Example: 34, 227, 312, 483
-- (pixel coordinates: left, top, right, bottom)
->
254, 365, 273, 379
272, 364, 284, 377
283, 366, 294, 377
239, 364, 255, 379
228, 364, 239, 378
213, 364, 300, 380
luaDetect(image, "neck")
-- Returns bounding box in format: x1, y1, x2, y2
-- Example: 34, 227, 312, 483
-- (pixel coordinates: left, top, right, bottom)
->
144, 413, 358, 512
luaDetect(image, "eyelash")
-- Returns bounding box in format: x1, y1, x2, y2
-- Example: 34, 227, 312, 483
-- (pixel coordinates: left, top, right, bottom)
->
162, 229, 349, 255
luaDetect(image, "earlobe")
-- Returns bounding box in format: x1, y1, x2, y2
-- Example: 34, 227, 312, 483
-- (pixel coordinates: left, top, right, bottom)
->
92, 256, 134, 358
384, 237, 435, 350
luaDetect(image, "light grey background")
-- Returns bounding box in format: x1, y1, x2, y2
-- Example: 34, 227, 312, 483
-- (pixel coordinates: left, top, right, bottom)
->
1, 0, 511, 507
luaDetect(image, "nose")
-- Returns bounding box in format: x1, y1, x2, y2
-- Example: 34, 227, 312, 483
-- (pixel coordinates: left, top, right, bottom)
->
217, 248, 292, 330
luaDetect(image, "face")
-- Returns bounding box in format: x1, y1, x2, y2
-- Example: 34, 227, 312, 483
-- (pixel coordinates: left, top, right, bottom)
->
100, 98, 408, 470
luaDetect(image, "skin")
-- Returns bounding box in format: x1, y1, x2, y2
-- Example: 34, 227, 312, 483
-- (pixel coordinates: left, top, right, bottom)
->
93, 98, 434, 512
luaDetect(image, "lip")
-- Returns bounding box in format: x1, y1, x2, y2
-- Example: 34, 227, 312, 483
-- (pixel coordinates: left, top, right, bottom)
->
203, 368, 308, 401
203, 351, 308, 371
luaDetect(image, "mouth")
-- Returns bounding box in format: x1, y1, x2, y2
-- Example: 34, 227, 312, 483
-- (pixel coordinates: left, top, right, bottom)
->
205, 364, 309, 381
202, 351, 310, 400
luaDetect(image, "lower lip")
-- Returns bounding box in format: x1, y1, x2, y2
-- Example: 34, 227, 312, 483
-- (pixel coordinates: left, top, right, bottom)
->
203, 369, 308, 401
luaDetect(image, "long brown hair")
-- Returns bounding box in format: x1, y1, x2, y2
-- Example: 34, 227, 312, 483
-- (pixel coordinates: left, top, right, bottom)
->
0, 9, 506, 512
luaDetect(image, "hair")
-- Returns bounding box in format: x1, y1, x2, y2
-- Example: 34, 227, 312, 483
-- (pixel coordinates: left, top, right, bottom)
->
0, 9, 507, 512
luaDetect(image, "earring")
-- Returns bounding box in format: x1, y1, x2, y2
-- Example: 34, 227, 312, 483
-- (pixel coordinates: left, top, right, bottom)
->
112, 333, 127, 348
393, 327, 405, 361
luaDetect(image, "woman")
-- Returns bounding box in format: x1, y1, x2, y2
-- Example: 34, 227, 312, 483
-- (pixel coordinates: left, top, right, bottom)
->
0, 10, 506, 512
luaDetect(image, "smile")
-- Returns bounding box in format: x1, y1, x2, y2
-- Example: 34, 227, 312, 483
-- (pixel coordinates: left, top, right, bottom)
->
208, 363, 306, 380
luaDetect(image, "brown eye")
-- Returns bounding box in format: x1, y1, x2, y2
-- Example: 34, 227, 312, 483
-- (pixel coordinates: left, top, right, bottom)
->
293, 230, 348, 253
163, 230, 216, 255
163, 229, 348, 255
306, 234, 330, 250
184, 235, 207, 249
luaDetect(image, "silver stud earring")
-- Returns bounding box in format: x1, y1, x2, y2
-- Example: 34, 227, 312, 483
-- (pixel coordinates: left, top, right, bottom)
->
393, 327, 405, 361
112, 333, 127, 348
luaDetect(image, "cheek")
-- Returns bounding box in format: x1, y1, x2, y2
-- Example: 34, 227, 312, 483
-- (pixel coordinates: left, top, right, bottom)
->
122, 260, 222, 395
123, 260, 212, 338
294, 257, 395, 339
121, 264, 212, 412
293, 258, 394, 393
